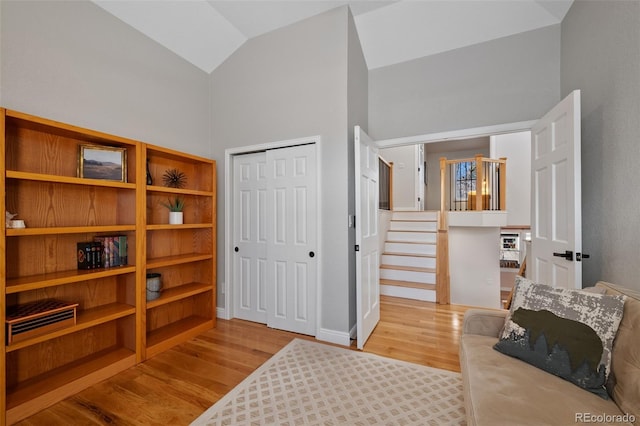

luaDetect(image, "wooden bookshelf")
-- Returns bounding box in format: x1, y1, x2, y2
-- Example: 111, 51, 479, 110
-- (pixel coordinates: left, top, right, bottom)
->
0, 109, 217, 425
143, 144, 216, 361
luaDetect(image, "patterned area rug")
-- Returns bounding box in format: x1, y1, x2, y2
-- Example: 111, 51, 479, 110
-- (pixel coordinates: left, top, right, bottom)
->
191, 339, 466, 425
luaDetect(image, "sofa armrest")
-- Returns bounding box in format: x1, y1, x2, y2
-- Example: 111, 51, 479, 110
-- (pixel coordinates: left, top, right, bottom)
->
462, 309, 508, 337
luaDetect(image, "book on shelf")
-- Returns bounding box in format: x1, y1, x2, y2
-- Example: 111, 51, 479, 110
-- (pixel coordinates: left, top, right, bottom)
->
77, 236, 128, 270
94, 235, 128, 267
77, 241, 103, 270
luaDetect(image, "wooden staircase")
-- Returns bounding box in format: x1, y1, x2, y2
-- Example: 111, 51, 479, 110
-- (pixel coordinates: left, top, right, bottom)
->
380, 211, 438, 301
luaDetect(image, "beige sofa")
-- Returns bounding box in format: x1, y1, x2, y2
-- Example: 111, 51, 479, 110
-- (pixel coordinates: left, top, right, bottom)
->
459, 281, 640, 426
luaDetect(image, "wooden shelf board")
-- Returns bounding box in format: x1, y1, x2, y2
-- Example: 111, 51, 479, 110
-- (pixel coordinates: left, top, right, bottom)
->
146, 223, 213, 231
6, 225, 136, 237
146, 282, 212, 309
146, 145, 215, 164
146, 253, 213, 269
6, 303, 136, 352
145, 316, 213, 359
6, 170, 136, 190
6, 347, 136, 424
146, 185, 214, 197
6, 265, 137, 294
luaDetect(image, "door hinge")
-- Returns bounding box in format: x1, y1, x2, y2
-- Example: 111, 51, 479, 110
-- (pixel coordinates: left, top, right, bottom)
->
355, 245, 360, 252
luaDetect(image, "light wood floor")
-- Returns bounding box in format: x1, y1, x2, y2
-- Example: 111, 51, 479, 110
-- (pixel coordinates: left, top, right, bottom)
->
15, 296, 469, 425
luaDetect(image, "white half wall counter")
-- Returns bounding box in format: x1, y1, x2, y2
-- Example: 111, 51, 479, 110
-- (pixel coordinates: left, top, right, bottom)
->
448, 212, 507, 309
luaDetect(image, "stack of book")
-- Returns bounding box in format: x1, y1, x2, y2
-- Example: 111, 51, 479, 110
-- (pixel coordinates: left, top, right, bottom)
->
77, 235, 128, 270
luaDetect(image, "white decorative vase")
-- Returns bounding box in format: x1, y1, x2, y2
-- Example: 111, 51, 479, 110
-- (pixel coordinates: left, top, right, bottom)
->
169, 211, 183, 225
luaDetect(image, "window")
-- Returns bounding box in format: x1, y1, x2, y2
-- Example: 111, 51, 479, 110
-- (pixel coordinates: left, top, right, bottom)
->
454, 161, 476, 201
379, 158, 391, 210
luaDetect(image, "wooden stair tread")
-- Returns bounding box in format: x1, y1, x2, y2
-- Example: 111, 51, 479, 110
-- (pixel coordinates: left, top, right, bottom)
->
380, 279, 436, 290
380, 265, 435, 273
387, 230, 436, 234
383, 210, 441, 301
390, 219, 437, 222
385, 240, 436, 245
382, 252, 436, 258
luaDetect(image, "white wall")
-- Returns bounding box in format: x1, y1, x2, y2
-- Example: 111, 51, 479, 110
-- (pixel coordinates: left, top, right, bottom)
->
378, 210, 393, 256
379, 145, 417, 210
490, 131, 531, 227
449, 226, 502, 309
562, 0, 640, 290
346, 8, 369, 332
210, 7, 365, 338
369, 25, 561, 141
0, 0, 211, 157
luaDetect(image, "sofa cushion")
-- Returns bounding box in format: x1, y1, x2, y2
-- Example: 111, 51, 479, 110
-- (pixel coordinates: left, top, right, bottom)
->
598, 282, 640, 423
461, 334, 626, 426
494, 277, 626, 398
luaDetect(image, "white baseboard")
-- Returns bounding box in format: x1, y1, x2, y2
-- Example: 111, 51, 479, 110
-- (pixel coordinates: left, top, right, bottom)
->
217, 307, 352, 348
218, 303, 352, 347
380, 284, 436, 302
316, 328, 351, 347
216, 306, 228, 319
349, 323, 357, 340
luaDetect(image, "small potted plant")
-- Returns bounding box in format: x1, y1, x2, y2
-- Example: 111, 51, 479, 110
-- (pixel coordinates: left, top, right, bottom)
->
161, 196, 185, 225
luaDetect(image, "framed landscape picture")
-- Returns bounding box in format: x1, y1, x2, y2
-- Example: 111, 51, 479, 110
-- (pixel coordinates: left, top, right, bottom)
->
78, 145, 127, 182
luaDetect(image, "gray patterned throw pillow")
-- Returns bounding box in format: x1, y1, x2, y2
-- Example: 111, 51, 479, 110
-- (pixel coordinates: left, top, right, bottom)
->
494, 277, 626, 398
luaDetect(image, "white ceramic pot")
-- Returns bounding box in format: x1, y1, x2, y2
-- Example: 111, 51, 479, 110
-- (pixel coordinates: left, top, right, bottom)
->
169, 211, 183, 225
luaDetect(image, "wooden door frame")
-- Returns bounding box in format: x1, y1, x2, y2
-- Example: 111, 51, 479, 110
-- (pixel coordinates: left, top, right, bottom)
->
223, 136, 322, 330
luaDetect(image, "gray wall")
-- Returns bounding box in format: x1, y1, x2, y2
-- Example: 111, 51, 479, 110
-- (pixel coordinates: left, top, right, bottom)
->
369, 25, 561, 140
346, 10, 368, 331
210, 7, 359, 336
0, 0, 211, 157
561, 0, 640, 290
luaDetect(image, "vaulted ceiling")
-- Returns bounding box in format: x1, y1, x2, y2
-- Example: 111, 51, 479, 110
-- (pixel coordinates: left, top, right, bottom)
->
92, 0, 573, 74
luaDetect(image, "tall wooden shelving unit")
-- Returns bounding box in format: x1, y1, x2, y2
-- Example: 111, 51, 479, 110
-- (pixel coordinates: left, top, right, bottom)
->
143, 145, 217, 360
0, 109, 216, 425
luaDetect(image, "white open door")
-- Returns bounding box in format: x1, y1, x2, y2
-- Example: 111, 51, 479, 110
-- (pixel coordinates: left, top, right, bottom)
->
355, 126, 380, 350
530, 90, 582, 289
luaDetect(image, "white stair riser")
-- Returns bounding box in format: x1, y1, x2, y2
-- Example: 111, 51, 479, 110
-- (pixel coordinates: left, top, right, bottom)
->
384, 242, 436, 256
380, 269, 435, 284
381, 254, 436, 269
387, 231, 436, 243
390, 221, 437, 232
391, 211, 438, 221
380, 285, 436, 302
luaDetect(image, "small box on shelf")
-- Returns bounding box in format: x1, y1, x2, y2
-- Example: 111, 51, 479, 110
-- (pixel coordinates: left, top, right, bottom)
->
146, 273, 162, 301
6, 299, 79, 345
